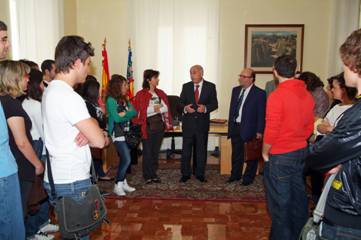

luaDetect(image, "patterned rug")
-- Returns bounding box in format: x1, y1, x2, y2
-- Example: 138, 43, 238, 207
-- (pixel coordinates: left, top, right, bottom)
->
99, 159, 266, 202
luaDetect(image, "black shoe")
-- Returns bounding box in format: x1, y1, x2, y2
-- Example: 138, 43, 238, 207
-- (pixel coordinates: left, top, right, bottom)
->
196, 176, 207, 183
241, 180, 253, 186
226, 177, 241, 183
152, 177, 161, 183
179, 176, 190, 183
145, 179, 153, 184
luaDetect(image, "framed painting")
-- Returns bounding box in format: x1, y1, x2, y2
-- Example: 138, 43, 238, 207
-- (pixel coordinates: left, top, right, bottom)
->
244, 24, 304, 73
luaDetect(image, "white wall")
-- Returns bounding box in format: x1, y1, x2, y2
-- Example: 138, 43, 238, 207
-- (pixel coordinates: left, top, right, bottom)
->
217, 0, 333, 117
65, 0, 352, 119
74, 0, 130, 81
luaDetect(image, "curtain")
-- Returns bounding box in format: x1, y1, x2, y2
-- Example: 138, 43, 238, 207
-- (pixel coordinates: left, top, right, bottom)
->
9, 0, 63, 65
129, 0, 220, 150
129, 0, 220, 95
327, 0, 360, 76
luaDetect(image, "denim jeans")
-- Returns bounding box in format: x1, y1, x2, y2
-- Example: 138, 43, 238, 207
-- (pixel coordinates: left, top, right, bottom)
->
264, 147, 308, 240
321, 222, 361, 240
44, 178, 92, 240
93, 158, 106, 177
0, 173, 25, 240
114, 141, 131, 183
26, 139, 50, 237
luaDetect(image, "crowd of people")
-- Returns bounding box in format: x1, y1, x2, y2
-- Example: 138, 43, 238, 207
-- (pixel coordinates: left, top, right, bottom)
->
0, 18, 361, 239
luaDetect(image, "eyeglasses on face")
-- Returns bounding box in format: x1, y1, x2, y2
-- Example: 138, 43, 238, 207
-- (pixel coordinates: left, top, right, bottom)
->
239, 74, 252, 78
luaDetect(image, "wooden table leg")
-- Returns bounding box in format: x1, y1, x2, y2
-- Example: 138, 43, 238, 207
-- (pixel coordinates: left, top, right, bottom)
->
219, 135, 231, 175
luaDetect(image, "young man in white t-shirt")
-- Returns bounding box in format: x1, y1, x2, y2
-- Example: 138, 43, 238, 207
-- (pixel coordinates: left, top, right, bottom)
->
42, 35, 107, 240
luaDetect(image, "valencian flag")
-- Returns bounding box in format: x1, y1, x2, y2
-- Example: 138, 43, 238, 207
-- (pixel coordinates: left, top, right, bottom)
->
101, 38, 110, 98
127, 40, 135, 99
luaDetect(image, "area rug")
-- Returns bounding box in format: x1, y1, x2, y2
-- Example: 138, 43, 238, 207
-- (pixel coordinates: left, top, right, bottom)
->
99, 158, 266, 202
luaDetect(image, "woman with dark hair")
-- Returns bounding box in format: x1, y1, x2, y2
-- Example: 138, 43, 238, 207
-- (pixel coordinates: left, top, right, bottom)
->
82, 75, 111, 181
309, 73, 357, 204
317, 73, 356, 135
22, 69, 44, 157
133, 69, 172, 184
298, 71, 330, 118
22, 68, 59, 239
83, 76, 106, 129
106, 74, 137, 196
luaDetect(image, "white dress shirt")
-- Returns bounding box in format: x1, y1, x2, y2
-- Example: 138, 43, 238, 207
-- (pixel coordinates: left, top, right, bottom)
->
194, 80, 204, 97
184, 80, 206, 114
235, 84, 253, 123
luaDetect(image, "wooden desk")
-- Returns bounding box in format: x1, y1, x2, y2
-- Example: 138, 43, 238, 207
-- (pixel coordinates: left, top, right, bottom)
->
102, 124, 233, 175
172, 124, 231, 175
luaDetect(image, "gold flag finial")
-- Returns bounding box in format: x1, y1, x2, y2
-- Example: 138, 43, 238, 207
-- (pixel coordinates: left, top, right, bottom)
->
102, 38, 107, 49
128, 39, 131, 48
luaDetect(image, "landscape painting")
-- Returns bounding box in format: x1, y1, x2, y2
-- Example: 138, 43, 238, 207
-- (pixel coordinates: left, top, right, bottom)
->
244, 24, 304, 73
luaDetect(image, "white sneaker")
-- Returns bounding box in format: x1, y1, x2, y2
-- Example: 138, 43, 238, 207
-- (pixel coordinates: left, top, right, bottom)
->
39, 222, 59, 233
113, 182, 126, 196
123, 179, 136, 193
28, 232, 55, 240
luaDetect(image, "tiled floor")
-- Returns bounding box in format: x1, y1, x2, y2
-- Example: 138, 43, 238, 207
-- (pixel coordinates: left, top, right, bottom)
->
85, 198, 271, 240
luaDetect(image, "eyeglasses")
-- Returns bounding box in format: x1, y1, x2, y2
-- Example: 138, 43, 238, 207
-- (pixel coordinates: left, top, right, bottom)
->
239, 74, 252, 78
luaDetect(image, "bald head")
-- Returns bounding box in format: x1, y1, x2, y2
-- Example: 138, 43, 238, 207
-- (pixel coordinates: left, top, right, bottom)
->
238, 68, 255, 87
190, 65, 204, 84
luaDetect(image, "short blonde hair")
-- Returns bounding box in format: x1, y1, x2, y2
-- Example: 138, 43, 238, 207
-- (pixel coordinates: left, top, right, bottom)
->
0, 60, 30, 97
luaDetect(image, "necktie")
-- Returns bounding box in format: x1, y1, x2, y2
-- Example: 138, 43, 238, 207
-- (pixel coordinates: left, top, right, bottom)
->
194, 85, 200, 104
234, 88, 245, 122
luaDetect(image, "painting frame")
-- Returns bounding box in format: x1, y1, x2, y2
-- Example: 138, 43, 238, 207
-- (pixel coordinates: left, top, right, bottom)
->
244, 24, 304, 74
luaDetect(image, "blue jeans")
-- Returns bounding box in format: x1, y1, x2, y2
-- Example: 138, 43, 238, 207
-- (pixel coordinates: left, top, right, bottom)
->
114, 141, 131, 183
264, 147, 308, 240
26, 139, 51, 237
44, 179, 91, 240
321, 222, 361, 240
0, 173, 25, 240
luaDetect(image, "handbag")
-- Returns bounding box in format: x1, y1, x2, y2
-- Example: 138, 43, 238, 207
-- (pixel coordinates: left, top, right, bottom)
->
125, 124, 141, 148
299, 173, 337, 240
244, 138, 262, 162
147, 114, 165, 133
113, 122, 125, 138
46, 149, 108, 239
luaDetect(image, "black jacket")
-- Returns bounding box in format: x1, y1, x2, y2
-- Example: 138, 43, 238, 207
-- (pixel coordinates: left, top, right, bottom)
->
179, 80, 218, 137
306, 100, 361, 229
227, 85, 266, 140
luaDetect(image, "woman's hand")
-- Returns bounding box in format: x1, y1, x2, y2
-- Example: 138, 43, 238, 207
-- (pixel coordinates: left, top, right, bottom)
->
154, 104, 161, 113
317, 119, 334, 134
35, 162, 44, 175
328, 165, 341, 175
118, 111, 126, 117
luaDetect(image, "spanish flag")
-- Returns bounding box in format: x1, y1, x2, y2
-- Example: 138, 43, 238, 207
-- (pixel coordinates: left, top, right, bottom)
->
101, 38, 110, 98
127, 40, 135, 100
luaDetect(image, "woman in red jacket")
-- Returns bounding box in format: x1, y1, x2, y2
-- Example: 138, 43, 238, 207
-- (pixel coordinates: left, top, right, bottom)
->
133, 69, 172, 184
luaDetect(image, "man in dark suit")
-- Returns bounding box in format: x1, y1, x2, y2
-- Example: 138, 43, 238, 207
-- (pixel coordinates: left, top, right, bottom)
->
179, 65, 218, 183
227, 68, 266, 185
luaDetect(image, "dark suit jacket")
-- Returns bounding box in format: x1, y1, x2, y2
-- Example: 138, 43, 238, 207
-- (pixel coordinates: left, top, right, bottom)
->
227, 85, 266, 141
180, 80, 218, 137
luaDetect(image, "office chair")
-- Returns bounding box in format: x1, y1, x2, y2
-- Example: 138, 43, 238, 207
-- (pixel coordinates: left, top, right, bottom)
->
164, 95, 183, 159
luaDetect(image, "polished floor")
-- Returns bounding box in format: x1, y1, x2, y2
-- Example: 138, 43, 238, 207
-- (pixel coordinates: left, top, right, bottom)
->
85, 198, 271, 240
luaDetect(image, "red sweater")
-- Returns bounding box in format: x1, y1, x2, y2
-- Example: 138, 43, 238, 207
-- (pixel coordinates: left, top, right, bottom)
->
132, 88, 172, 139
264, 79, 314, 154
